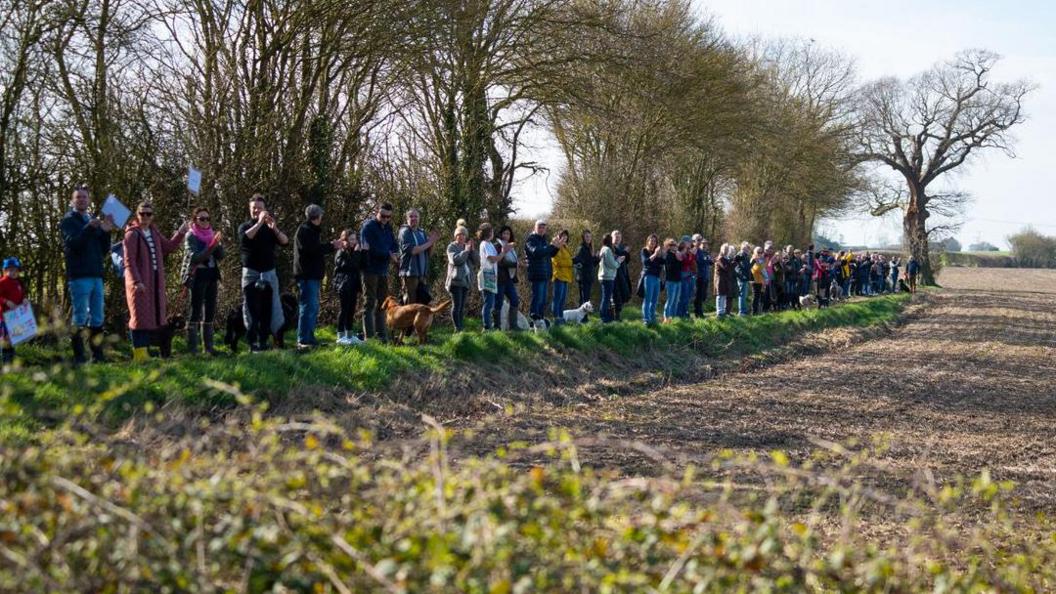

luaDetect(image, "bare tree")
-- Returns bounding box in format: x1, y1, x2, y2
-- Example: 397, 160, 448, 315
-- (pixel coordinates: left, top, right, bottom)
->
856, 49, 1032, 284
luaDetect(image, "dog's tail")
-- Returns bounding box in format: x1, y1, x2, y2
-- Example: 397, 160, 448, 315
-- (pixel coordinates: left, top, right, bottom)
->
429, 300, 452, 314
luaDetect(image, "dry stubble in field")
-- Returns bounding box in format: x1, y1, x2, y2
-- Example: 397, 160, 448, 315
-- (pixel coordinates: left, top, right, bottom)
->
455, 268, 1056, 514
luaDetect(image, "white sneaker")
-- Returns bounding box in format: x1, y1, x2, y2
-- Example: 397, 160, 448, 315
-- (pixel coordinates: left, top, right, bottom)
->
346, 335, 365, 346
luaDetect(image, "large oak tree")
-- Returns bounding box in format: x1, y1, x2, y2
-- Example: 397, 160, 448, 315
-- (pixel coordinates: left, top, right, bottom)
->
856, 49, 1031, 285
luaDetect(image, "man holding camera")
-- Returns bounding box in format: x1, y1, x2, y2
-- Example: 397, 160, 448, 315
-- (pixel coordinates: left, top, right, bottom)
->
239, 194, 289, 352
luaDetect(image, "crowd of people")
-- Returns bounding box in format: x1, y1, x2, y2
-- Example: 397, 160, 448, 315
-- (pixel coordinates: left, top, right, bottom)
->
0, 186, 922, 366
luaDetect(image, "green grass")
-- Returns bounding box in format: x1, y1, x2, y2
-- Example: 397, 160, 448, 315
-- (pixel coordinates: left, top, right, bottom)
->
1, 294, 910, 439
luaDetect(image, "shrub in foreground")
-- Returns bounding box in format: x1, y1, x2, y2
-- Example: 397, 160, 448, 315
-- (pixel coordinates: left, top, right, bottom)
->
0, 414, 1053, 593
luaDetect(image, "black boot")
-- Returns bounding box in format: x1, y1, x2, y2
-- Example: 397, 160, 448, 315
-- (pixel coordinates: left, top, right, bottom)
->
1, 347, 13, 365
507, 306, 522, 332
89, 327, 107, 363
187, 323, 200, 355
71, 328, 88, 365
202, 323, 218, 356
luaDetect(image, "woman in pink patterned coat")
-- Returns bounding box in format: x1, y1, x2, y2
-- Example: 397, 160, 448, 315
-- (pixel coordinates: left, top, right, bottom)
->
123, 202, 187, 362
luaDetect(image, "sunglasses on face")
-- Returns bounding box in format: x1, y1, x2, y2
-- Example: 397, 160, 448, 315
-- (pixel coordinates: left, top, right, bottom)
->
379, 213, 392, 220
139, 212, 154, 217
197, 216, 210, 222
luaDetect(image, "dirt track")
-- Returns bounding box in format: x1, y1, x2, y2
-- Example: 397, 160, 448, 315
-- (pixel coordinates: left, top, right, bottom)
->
457, 268, 1056, 508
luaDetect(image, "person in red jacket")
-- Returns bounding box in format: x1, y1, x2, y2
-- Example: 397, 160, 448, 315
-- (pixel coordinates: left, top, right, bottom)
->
0, 257, 27, 365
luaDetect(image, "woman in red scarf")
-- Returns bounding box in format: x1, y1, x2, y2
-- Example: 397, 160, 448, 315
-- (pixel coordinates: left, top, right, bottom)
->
179, 206, 225, 355
123, 202, 188, 362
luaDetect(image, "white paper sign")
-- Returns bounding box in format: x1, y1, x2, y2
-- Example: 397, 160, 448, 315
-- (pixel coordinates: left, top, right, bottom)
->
3, 302, 37, 346
101, 194, 131, 229
187, 166, 202, 194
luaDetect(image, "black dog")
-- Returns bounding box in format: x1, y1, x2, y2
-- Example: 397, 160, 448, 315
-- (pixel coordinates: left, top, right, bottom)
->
151, 313, 186, 358
224, 291, 297, 353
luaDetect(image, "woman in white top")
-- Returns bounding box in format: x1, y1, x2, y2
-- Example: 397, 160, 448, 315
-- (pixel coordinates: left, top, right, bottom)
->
476, 223, 508, 331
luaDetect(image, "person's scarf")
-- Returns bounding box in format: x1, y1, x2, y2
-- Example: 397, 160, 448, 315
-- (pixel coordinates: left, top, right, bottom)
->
190, 222, 215, 247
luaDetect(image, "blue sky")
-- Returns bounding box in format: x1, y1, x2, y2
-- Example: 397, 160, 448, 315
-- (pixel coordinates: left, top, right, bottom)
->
512, 0, 1056, 248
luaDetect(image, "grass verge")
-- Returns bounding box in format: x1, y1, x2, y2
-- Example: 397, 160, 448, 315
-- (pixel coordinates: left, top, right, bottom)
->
1, 294, 911, 443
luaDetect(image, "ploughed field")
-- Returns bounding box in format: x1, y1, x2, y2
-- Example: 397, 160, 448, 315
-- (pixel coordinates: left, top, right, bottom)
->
451, 267, 1056, 511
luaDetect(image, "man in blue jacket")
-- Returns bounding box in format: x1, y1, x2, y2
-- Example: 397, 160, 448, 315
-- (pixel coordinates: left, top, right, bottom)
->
359, 202, 398, 341
59, 186, 117, 364
524, 219, 563, 321
692, 234, 712, 318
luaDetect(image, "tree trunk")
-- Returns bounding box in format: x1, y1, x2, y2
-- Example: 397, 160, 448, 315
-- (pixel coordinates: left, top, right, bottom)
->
903, 182, 935, 285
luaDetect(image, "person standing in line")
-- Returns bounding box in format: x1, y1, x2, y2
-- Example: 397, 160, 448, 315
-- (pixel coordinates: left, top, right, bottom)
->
445, 220, 475, 332
239, 194, 290, 352
677, 236, 695, 318
734, 241, 752, 317
398, 208, 439, 305
0, 257, 26, 365
713, 244, 732, 318
906, 255, 919, 292
597, 234, 623, 323
640, 234, 664, 325
524, 219, 562, 322
750, 247, 766, 315
181, 206, 224, 355
333, 228, 366, 346
60, 185, 117, 364
551, 229, 574, 324
493, 225, 521, 331
611, 230, 632, 320
359, 202, 398, 342
692, 235, 712, 318
294, 204, 346, 348
662, 238, 683, 323
890, 256, 901, 292
572, 230, 599, 306
477, 223, 510, 331
123, 202, 189, 362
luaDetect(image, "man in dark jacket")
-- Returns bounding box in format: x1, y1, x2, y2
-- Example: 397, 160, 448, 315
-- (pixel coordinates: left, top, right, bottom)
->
60, 185, 117, 364
524, 219, 562, 321
359, 202, 398, 340
692, 234, 712, 317
239, 194, 290, 352
294, 204, 346, 348
734, 242, 752, 316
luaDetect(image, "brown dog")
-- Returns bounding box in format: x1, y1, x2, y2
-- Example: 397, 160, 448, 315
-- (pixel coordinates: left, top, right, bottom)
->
381, 296, 452, 345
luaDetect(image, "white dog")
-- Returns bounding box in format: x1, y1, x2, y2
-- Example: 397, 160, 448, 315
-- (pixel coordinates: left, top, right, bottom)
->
798, 294, 816, 309
562, 301, 594, 324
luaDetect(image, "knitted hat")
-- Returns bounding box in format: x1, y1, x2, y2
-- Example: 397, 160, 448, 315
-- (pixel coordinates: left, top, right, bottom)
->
2, 257, 21, 270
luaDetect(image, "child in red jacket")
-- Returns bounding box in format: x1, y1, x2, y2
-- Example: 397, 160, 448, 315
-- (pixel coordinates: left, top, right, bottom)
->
0, 257, 26, 365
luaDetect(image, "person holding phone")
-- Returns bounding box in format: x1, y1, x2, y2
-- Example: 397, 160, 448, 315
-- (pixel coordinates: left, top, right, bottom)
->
60, 185, 117, 364
123, 201, 189, 362
239, 194, 290, 352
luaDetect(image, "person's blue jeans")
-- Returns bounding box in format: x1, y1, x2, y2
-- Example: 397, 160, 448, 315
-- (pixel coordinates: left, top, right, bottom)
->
493, 281, 520, 329
737, 279, 750, 316
678, 274, 694, 318
664, 280, 682, 320
297, 279, 321, 344
69, 277, 105, 327
600, 279, 615, 323
891, 271, 899, 291
481, 290, 497, 329
530, 280, 549, 319
716, 294, 728, 317
801, 273, 812, 297
641, 274, 660, 324
551, 280, 568, 323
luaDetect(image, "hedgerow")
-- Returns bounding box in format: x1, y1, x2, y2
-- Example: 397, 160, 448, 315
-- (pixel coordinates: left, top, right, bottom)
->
1, 411, 1052, 593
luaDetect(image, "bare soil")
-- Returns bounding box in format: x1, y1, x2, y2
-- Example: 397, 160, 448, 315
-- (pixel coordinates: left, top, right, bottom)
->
449, 268, 1056, 511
